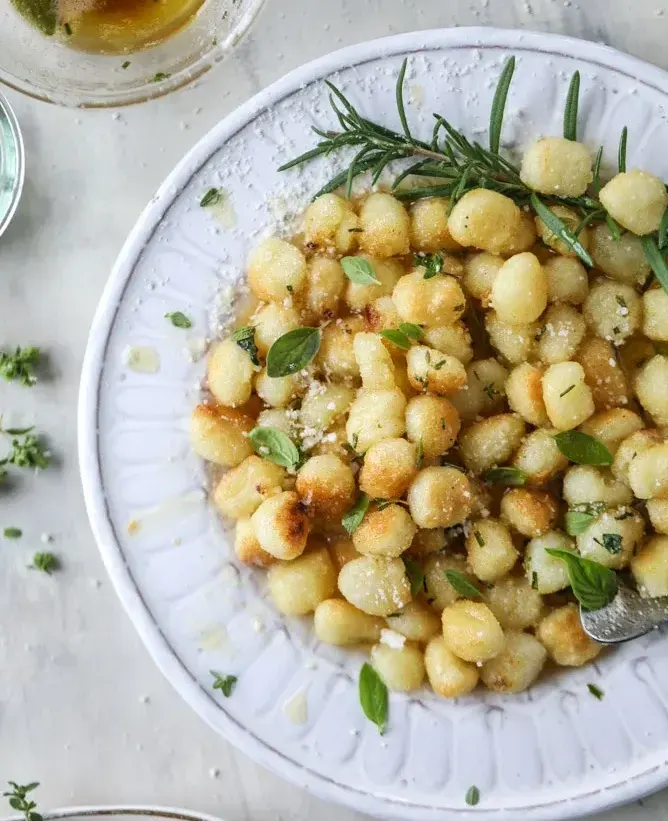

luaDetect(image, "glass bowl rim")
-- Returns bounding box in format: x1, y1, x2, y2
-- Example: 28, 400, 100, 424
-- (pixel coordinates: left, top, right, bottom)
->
0, 0, 265, 108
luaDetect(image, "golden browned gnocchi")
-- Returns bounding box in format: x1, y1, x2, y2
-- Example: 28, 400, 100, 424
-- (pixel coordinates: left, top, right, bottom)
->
192, 146, 668, 704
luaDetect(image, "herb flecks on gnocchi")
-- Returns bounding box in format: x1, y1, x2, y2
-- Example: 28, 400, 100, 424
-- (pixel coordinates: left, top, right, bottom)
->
192, 59, 668, 715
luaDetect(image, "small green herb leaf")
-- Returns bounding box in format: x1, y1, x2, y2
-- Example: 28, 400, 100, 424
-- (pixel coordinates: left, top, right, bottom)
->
416, 252, 444, 279
341, 256, 380, 285
211, 671, 237, 697
563, 70, 580, 141
267, 327, 321, 377
553, 431, 613, 466
587, 683, 604, 700
489, 56, 515, 154
403, 557, 425, 597
605, 214, 622, 242
444, 569, 482, 599
3, 528, 22, 539
342, 493, 370, 535
0, 347, 40, 387
248, 427, 300, 470
618, 126, 628, 173
531, 194, 593, 267
565, 510, 596, 536
592, 145, 603, 194
359, 662, 388, 734
601, 533, 622, 555
200, 187, 222, 207
165, 311, 192, 329
30, 552, 58, 574
416, 437, 424, 469
230, 325, 260, 366
121, 60, 131, 69
465, 786, 480, 807
379, 329, 411, 350
642, 236, 668, 295
4, 781, 42, 821
151, 71, 170, 82
399, 322, 424, 341
544, 549, 618, 611
483, 466, 527, 487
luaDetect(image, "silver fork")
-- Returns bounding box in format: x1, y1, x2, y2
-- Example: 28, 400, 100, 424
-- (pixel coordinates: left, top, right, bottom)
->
580, 584, 668, 644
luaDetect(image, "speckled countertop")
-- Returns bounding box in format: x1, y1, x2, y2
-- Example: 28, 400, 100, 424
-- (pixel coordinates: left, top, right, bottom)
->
2, 1, 668, 820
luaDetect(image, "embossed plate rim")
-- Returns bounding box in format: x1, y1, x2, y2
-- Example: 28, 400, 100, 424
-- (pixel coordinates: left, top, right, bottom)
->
79, 27, 668, 820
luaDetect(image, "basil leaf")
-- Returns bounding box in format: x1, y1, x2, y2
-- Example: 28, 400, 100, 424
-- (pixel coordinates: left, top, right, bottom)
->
444, 569, 482, 599
341, 256, 380, 285
553, 431, 613, 466
165, 311, 192, 329
642, 236, 668, 295
531, 194, 593, 267
359, 662, 388, 734
544, 548, 618, 611
379, 329, 411, 350
483, 466, 527, 487
230, 325, 260, 366
248, 427, 300, 470
403, 557, 424, 597
399, 322, 424, 341
587, 683, 604, 700
342, 493, 370, 534
200, 188, 222, 207
267, 327, 321, 377
565, 510, 596, 536
465, 786, 481, 807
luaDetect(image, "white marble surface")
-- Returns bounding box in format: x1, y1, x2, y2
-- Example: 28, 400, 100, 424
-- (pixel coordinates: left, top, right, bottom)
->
3, 2, 668, 820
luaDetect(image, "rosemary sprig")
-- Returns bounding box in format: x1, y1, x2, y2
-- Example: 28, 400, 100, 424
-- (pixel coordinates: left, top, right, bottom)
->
279, 57, 668, 281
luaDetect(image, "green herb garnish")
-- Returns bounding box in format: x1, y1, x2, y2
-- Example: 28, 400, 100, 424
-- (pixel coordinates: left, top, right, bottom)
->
483, 466, 527, 487
0, 347, 40, 386
563, 70, 580, 141
230, 325, 260, 366
444, 569, 481, 599
379, 329, 411, 350
165, 311, 192, 329
266, 327, 321, 377
403, 557, 425, 597
341, 256, 380, 285
416, 252, 444, 279
151, 72, 171, 82
122, 60, 131, 69
416, 437, 424, 469
359, 662, 388, 734
200, 187, 222, 207
587, 683, 604, 700
465, 786, 480, 807
553, 431, 613, 466
30, 552, 58, 574
248, 427, 300, 470
544, 549, 618, 611
342, 493, 370, 535
3, 528, 22, 539
211, 671, 237, 697
4, 782, 43, 821
399, 322, 424, 341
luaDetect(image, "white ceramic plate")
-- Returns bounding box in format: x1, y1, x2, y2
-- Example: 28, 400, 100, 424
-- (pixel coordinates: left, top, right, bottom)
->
79, 28, 668, 821
5, 806, 225, 821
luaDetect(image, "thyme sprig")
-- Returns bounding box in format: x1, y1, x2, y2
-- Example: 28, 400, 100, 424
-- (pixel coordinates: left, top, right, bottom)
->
280, 56, 668, 282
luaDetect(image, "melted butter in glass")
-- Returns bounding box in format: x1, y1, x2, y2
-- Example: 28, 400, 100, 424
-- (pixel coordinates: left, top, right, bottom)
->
12, 0, 205, 53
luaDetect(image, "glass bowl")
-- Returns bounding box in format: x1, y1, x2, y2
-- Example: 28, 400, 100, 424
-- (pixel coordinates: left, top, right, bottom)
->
0, 0, 265, 107
0, 89, 24, 235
